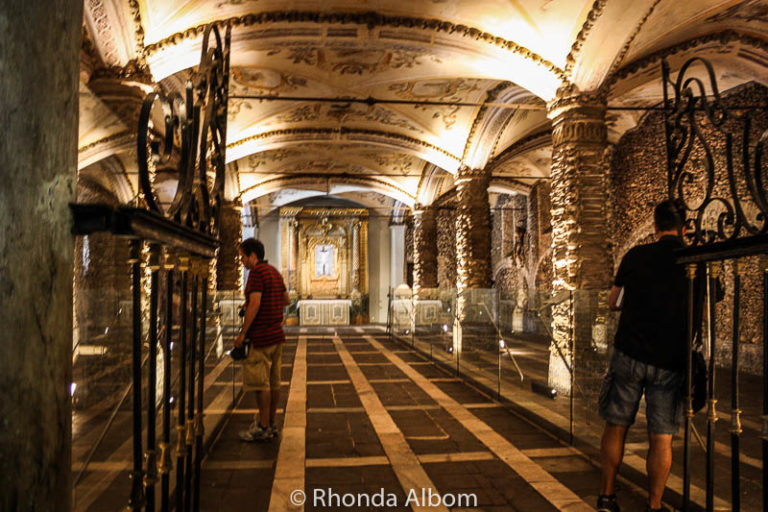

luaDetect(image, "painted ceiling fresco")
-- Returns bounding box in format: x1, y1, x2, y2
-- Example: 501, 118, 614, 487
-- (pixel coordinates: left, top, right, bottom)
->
79, 0, 768, 209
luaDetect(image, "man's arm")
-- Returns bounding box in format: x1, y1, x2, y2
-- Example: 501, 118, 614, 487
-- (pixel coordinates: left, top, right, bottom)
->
609, 249, 631, 311
608, 285, 623, 311
235, 291, 261, 347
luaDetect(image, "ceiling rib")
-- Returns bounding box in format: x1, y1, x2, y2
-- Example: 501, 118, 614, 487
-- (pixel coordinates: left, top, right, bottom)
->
229, 94, 547, 110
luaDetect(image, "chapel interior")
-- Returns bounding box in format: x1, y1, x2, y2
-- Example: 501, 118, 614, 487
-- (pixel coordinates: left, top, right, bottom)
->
2, 1, 768, 511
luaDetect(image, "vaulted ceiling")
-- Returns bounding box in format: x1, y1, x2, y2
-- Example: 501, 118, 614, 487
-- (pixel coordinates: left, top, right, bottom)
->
79, 0, 768, 215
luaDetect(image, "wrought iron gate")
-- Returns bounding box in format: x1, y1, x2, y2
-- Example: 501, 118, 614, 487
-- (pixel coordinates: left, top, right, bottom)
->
71, 24, 230, 512
663, 56, 768, 512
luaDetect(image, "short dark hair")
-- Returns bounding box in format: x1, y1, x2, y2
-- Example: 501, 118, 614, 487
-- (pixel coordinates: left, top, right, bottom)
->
654, 199, 684, 232
240, 238, 265, 261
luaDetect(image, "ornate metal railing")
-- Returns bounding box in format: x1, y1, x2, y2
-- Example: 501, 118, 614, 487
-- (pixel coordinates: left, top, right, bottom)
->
663, 57, 768, 251
71, 23, 230, 512
663, 56, 768, 512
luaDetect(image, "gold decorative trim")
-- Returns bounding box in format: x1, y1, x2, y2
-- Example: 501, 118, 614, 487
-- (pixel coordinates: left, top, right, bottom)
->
547, 84, 607, 118
552, 118, 607, 147
78, 130, 132, 154
89, 58, 153, 82
565, 0, 608, 74
601, 30, 768, 95
127, 0, 145, 60
279, 206, 304, 217
456, 166, 491, 181
298, 208, 369, 217
227, 127, 461, 162
144, 11, 565, 79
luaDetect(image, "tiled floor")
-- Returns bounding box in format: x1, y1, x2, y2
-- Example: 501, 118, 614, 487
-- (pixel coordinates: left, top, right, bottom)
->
198, 328, 655, 512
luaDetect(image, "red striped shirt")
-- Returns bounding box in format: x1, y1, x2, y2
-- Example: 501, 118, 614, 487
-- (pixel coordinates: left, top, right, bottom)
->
244, 263, 287, 347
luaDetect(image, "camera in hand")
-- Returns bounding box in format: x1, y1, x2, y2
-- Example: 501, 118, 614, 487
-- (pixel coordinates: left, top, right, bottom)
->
229, 341, 249, 361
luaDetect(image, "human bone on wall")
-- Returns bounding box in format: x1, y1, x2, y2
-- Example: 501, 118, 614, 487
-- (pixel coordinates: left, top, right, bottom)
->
610, 83, 768, 374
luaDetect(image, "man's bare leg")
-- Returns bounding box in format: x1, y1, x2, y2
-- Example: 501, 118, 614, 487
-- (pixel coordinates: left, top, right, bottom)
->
257, 390, 270, 428
601, 423, 629, 496
647, 433, 673, 509
269, 389, 280, 425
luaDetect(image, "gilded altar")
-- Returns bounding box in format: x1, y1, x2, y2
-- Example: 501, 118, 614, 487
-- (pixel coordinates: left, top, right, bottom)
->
280, 207, 369, 325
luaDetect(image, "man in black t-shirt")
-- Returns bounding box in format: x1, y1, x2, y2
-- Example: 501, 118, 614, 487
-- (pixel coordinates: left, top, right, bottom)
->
596, 200, 686, 512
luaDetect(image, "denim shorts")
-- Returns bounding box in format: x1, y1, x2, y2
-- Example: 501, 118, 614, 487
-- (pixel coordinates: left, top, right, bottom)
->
598, 349, 684, 434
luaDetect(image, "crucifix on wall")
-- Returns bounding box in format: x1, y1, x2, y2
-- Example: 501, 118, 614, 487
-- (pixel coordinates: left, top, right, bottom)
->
314, 244, 336, 278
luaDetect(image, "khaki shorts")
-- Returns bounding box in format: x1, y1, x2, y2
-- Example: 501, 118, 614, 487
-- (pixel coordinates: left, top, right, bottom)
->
243, 343, 283, 391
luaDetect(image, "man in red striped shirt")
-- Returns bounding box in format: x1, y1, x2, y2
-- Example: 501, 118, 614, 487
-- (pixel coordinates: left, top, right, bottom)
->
234, 238, 289, 442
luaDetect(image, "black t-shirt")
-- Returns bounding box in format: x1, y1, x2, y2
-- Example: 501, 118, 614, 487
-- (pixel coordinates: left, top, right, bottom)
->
613, 235, 687, 371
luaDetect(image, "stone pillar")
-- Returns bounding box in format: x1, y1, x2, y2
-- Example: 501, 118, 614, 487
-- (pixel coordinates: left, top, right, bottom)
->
216, 200, 243, 292
0, 2, 81, 510
453, 167, 493, 355
279, 215, 298, 293
436, 205, 457, 288
351, 221, 361, 292
413, 204, 438, 293
389, 223, 406, 289
455, 167, 492, 325
546, 89, 613, 395
290, 220, 299, 292
360, 219, 369, 294
455, 167, 492, 293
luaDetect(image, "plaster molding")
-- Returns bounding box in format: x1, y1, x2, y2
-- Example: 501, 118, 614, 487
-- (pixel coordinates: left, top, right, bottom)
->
460, 81, 512, 163
564, 0, 609, 75
143, 11, 566, 80
488, 91, 547, 159
488, 131, 552, 170
228, 127, 461, 165
294, 207, 369, 217
89, 59, 154, 82
240, 173, 415, 203
547, 84, 608, 120
489, 177, 533, 195
77, 131, 134, 170
84, 0, 139, 67
602, 30, 768, 96
81, 25, 101, 81
127, 0, 145, 58
456, 166, 491, 182
604, 0, 664, 80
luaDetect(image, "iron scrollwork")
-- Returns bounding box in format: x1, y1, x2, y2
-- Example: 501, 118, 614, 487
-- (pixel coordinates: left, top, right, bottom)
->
663, 57, 768, 247
137, 24, 231, 236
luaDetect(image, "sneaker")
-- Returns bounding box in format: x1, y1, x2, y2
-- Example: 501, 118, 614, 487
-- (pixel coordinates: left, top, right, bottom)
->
239, 423, 273, 442
597, 494, 620, 512
269, 423, 279, 438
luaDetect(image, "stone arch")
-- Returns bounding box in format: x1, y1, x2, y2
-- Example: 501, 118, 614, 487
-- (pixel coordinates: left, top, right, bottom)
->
78, 156, 135, 204
145, 12, 565, 100
240, 174, 416, 207
226, 129, 461, 175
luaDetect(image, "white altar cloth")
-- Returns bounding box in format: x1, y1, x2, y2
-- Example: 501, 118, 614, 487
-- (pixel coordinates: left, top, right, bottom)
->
297, 299, 352, 326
